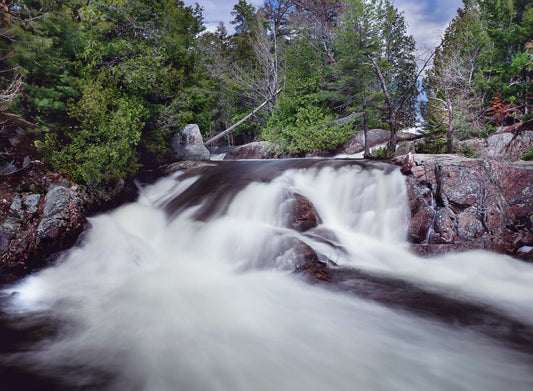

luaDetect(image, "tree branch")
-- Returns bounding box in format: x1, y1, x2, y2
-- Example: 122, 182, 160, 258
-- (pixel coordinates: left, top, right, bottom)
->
204, 88, 282, 146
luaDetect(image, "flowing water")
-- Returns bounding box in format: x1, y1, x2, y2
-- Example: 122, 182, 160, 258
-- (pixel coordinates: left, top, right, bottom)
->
1, 159, 533, 390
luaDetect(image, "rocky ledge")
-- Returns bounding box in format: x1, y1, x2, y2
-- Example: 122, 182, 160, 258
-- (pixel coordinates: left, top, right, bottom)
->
394, 154, 533, 261
0, 166, 137, 284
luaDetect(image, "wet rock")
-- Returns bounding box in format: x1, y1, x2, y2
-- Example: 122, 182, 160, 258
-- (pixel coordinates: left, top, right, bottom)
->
517, 246, 533, 262
394, 154, 533, 258
304, 150, 336, 158
293, 242, 331, 283
287, 193, 322, 232
408, 205, 434, 244
223, 141, 278, 160
432, 208, 455, 244
171, 124, 210, 161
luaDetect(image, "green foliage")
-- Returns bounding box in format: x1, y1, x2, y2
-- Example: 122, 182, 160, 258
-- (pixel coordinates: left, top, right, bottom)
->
423, 0, 533, 149
457, 142, 481, 158
372, 146, 394, 159
478, 124, 497, 138
7, 0, 207, 185
40, 78, 149, 185
521, 147, 533, 161
416, 126, 448, 154
263, 103, 353, 153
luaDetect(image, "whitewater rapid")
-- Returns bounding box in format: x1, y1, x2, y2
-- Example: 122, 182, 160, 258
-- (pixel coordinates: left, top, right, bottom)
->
1, 160, 532, 390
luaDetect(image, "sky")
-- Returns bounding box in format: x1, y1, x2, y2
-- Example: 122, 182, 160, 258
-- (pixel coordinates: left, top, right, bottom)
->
183, 0, 464, 51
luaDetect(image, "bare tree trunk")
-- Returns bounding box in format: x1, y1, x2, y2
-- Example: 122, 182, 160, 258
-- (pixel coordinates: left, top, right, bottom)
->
524, 72, 529, 116
446, 98, 454, 154
368, 56, 398, 153
360, 76, 370, 158
204, 88, 282, 146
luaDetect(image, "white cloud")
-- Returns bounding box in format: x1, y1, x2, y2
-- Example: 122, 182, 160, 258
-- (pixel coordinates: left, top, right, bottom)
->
395, 0, 463, 50
185, 0, 263, 33
186, 0, 463, 47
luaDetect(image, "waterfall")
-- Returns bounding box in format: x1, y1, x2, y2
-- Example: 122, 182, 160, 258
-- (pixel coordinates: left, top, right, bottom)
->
1, 160, 533, 391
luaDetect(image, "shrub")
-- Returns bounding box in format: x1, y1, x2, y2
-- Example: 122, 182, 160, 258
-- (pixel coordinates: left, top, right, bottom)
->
521, 147, 533, 161
40, 78, 149, 185
372, 146, 394, 159
457, 142, 481, 158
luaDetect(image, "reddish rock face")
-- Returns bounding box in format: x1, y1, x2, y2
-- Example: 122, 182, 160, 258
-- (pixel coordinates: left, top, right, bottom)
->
395, 154, 533, 261
408, 205, 435, 243
293, 242, 331, 283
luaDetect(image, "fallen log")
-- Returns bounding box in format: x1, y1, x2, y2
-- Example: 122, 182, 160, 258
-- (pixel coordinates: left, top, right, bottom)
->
204, 88, 282, 146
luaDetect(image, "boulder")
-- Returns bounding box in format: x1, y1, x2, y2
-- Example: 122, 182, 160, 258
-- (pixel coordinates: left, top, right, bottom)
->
223, 141, 278, 160
171, 124, 210, 161
293, 242, 331, 283
394, 154, 533, 260
287, 193, 322, 232
37, 185, 86, 243
484, 130, 533, 161
342, 129, 390, 154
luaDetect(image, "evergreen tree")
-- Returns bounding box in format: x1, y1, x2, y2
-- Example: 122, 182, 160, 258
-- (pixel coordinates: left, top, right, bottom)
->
7, 0, 206, 185
335, 0, 381, 156
363, 0, 420, 152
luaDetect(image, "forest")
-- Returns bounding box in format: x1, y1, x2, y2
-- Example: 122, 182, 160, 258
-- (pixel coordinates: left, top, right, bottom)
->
1, 0, 532, 186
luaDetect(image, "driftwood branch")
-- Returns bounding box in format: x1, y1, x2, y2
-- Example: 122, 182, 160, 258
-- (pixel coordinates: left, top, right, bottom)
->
0, 110, 38, 128
204, 88, 282, 146
333, 112, 363, 126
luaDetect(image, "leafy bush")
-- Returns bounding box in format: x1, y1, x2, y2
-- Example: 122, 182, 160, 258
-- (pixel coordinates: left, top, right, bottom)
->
478, 124, 497, 138
521, 147, 533, 161
263, 104, 353, 153
39, 78, 149, 185
372, 146, 394, 159
457, 142, 481, 158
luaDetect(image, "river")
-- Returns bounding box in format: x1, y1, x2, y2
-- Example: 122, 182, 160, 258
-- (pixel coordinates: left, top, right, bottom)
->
1, 159, 532, 390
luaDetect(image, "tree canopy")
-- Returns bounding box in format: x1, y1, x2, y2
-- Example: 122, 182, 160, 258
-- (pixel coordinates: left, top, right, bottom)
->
1, 0, 531, 185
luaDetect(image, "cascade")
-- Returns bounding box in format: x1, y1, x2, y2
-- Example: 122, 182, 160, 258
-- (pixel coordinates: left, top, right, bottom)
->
1, 159, 532, 391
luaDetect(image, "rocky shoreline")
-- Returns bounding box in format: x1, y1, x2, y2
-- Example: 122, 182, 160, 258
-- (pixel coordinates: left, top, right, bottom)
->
0, 162, 139, 283
1, 150, 531, 283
